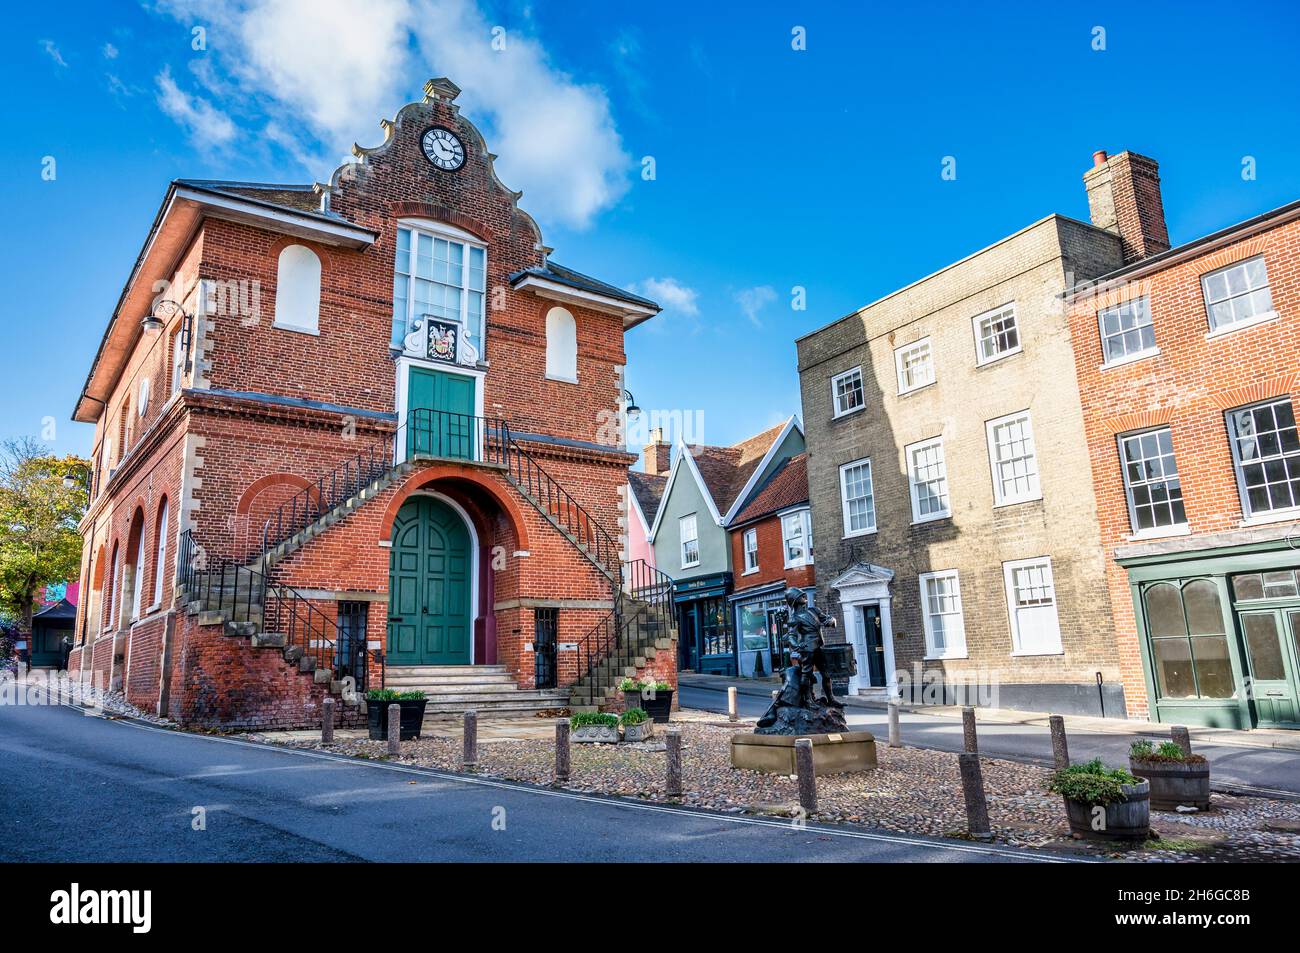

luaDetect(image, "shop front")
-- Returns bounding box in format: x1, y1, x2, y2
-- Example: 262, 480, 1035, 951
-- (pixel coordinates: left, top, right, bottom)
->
731, 582, 817, 679
1122, 537, 1300, 730
673, 572, 734, 675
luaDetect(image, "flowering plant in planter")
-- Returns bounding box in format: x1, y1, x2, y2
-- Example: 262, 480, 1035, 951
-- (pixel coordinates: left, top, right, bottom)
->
619, 706, 654, 742
1129, 740, 1211, 811
1048, 758, 1150, 841
570, 711, 619, 744
620, 678, 674, 723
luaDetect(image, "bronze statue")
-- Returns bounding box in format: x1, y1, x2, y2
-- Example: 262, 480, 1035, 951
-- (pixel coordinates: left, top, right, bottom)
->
756, 588, 850, 735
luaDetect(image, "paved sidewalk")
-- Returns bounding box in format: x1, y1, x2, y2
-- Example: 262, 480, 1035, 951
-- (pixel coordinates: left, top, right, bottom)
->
679, 673, 1300, 753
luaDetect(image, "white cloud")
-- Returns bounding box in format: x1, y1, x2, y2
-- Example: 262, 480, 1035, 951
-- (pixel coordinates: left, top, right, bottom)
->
40, 40, 68, 68
103, 42, 119, 59
635, 277, 699, 316
156, 66, 238, 148
734, 285, 776, 327
152, 0, 629, 230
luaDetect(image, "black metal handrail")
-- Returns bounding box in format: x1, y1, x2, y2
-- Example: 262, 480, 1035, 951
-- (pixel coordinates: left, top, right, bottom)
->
501, 429, 621, 578
572, 559, 675, 702
260, 441, 394, 563
181, 529, 362, 692
406, 408, 510, 465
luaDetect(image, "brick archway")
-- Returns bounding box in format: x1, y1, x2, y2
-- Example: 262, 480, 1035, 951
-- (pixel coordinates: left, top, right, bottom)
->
380, 463, 530, 551
236, 473, 314, 559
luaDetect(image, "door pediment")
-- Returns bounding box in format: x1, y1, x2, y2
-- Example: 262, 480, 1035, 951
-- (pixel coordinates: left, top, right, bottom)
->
830, 562, 894, 602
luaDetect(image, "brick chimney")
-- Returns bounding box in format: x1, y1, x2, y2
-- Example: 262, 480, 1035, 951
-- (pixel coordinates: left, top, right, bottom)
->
643, 427, 671, 476
1083, 150, 1170, 264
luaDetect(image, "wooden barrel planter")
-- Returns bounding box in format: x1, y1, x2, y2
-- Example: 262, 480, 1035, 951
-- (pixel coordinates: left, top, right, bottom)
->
1064, 780, 1151, 841
1129, 757, 1211, 811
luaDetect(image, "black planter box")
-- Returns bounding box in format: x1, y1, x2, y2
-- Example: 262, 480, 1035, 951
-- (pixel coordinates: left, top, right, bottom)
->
367, 698, 428, 740
641, 690, 673, 724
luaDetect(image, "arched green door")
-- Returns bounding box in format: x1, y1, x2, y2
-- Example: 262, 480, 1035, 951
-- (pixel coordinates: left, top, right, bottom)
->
387, 496, 472, 665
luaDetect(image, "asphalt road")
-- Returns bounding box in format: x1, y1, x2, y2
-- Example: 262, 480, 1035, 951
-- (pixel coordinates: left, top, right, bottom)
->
680, 685, 1300, 797
0, 697, 1069, 863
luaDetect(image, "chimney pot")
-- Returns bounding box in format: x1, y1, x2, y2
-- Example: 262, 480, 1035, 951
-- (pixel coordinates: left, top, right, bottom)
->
1092, 149, 1109, 168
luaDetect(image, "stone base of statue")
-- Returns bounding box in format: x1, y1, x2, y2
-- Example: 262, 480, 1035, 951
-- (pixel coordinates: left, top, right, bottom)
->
731, 728, 878, 776
755, 698, 849, 736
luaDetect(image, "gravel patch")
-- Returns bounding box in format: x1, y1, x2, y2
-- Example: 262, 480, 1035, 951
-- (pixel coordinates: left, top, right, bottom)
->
253, 709, 1300, 861
8, 670, 175, 726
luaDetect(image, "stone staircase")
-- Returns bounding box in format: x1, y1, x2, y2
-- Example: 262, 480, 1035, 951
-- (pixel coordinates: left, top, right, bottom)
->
385, 665, 570, 719
178, 567, 359, 706
568, 601, 677, 711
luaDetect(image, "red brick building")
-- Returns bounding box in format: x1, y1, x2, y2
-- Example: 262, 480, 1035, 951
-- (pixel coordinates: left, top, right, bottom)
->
727, 453, 816, 681
69, 78, 675, 728
1067, 152, 1300, 729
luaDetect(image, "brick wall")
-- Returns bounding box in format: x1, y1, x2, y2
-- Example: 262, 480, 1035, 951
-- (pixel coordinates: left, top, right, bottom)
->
729, 512, 815, 594
1067, 215, 1300, 717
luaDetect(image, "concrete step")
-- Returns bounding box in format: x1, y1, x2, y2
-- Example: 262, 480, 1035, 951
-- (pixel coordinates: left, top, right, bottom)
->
386, 681, 523, 695
385, 664, 508, 677
420, 690, 569, 706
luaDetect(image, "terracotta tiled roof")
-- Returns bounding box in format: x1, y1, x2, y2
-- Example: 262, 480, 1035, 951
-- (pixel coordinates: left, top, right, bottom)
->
627, 470, 668, 527
688, 420, 788, 515
732, 453, 809, 526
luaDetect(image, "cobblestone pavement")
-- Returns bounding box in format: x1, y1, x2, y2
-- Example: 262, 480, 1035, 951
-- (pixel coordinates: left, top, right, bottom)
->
254, 709, 1300, 862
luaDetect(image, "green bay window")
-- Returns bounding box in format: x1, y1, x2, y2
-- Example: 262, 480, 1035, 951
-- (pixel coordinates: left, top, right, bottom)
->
1143, 579, 1235, 700
392, 224, 487, 356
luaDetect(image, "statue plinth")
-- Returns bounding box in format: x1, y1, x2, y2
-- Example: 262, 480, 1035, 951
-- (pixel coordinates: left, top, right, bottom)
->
731, 729, 878, 776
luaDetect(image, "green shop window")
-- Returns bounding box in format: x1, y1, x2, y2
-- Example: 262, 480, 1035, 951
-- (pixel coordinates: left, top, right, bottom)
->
1143, 579, 1235, 700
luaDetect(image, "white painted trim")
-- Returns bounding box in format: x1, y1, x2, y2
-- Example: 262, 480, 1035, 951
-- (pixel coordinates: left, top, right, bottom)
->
394, 356, 486, 465
511, 274, 658, 322
838, 456, 877, 537
832, 566, 896, 697
985, 409, 1042, 507
971, 302, 1022, 367
894, 337, 935, 395
721, 415, 803, 525
626, 482, 651, 538
918, 569, 968, 660
174, 186, 375, 248
398, 490, 480, 665
905, 435, 951, 524
830, 368, 865, 419
1002, 556, 1062, 656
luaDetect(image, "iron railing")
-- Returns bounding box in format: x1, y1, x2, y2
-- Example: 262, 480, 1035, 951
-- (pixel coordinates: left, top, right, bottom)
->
181, 529, 363, 691
406, 407, 509, 465
260, 441, 394, 562
572, 559, 676, 701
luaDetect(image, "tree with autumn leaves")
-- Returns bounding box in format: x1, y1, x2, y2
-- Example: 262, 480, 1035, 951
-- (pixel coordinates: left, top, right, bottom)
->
0, 437, 89, 640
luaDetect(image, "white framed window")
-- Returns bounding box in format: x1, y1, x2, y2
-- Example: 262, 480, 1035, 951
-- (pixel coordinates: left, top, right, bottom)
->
544, 306, 578, 382
919, 570, 966, 659
1099, 296, 1156, 364
1004, 557, 1062, 655
986, 410, 1041, 505
972, 303, 1020, 365
906, 436, 951, 523
1202, 256, 1274, 334
273, 244, 322, 333
1118, 427, 1186, 533
742, 527, 759, 573
679, 513, 699, 569
1227, 398, 1300, 518
894, 338, 934, 394
170, 328, 186, 397
129, 531, 145, 621
392, 222, 487, 355
831, 367, 865, 418
781, 509, 813, 568
137, 378, 151, 418
838, 458, 876, 537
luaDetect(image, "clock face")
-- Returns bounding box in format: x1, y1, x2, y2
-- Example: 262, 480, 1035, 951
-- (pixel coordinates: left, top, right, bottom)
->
422, 127, 466, 171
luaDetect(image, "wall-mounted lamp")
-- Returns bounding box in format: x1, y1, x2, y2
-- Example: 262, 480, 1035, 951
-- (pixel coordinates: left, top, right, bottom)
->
144, 299, 193, 371
621, 388, 641, 420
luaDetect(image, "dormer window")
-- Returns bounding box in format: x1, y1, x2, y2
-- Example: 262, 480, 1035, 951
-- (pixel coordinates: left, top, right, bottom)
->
392, 222, 486, 357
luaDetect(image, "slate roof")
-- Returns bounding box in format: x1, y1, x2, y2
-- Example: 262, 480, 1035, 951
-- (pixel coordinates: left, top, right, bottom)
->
627, 470, 668, 527
509, 261, 660, 312
688, 421, 789, 515
732, 453, 810, 526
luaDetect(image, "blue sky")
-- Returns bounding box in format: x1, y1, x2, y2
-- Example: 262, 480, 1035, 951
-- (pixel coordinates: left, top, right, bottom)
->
3, 0, 1299, 458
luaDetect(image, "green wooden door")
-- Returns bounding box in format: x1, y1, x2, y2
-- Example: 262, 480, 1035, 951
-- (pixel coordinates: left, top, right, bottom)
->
408, 366, 476, 460
387, 497, 472, 665
1239, 609, 1300, 727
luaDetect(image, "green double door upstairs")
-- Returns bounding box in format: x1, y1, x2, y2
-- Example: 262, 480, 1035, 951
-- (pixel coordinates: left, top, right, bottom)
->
387, 496, 472, 665
408, 366, 476, 461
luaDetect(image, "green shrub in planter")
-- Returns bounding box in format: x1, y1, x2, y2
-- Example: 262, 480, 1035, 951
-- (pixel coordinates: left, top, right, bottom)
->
619, 706, 654, 742
1049, 758, 1150, 840
365, 689, 427, 740
570, 710, 619, 743
1129, 740, 1211, 811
